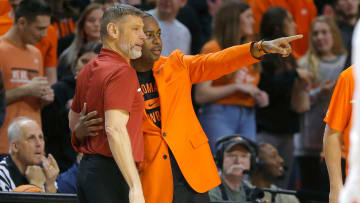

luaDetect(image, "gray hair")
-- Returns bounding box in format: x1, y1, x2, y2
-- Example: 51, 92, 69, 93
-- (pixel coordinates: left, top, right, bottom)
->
100, 4, 144, 41
8, 117, 37, 153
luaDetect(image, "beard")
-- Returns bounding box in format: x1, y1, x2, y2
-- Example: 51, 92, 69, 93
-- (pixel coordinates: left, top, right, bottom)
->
120, 40, 142, 59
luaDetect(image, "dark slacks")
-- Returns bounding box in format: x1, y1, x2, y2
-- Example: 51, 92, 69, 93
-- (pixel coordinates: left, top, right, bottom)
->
76, 154, 129, 203
169, 150, 210, 203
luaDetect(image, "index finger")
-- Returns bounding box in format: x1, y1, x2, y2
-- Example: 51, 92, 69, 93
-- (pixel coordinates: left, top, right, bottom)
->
282, 34, 303, 43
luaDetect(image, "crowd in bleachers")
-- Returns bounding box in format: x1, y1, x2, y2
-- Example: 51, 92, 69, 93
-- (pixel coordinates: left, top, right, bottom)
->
0, 0, 357, 202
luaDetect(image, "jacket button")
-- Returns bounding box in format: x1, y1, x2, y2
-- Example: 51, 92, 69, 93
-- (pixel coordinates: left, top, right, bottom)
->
162, 132, 167, 137
163, 155, 167, 160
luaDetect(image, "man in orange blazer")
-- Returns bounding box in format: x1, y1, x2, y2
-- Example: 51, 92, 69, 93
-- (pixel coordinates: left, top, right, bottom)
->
73, 14, 302, 203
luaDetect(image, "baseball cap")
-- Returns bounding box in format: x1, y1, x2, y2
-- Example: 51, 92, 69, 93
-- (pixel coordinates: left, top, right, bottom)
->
223, 136, 253, 153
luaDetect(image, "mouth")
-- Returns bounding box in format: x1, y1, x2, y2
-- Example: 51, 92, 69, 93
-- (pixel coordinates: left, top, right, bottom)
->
151, 47, 162, 55
278, 166, 284, 174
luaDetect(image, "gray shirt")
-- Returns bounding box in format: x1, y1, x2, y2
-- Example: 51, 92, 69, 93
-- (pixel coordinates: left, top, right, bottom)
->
148, 9, 191, 57
209, 176, 248, 202
295, 54, 346, 156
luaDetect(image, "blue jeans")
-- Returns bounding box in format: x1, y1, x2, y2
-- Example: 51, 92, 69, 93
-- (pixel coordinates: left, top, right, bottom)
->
198, 104, 256, 154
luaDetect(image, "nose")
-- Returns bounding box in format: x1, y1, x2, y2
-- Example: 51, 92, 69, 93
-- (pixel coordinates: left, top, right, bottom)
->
153, 35, 161, 45
139, 30, 146, 41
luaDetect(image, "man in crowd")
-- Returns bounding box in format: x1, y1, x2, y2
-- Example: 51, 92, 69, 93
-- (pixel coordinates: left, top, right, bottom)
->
73, 12, 302, 203
148, 0, 191, 56
249, 143, 299, 203
209, 135, 258, 202
0, 0, 54, 156
0, 0, 58, 85
0, 117, 59, 192
69, 4, 146, 203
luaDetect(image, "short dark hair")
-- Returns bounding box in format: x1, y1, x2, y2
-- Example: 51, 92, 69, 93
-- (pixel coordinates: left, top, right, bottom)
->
100, 4, 144, 40
71, 42, 103, 75
15, 0, 51, 24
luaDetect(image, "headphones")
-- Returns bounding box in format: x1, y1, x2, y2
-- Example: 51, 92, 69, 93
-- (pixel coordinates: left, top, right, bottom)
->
214, 134, 264, 173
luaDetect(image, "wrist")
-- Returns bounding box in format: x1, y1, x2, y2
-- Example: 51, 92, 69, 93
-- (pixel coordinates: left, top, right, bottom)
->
29, 180, 43, 188
250, 41, 264, 59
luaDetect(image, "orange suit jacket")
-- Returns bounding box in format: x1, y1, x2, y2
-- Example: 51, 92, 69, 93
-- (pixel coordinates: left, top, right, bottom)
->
139, 43, 259, 203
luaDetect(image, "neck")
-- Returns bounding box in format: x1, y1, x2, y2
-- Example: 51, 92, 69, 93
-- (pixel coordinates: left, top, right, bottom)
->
86, 36, 101, 43
131, 58, 154, 72
5, 26, 27, 48
156, 9, 175, 24
222, 174, 243, 191
250, 173, 272, 188
10, 154, 26, 175
103, 41, 130, 64
319, 52, 336, 61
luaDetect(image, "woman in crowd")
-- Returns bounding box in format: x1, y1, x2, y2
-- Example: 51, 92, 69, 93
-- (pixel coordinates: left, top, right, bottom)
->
57, 3, 103, 80
294, 16, 347, 192
195, 0, 268, 153
255, 6, 313, 189
42, 42, 102, 173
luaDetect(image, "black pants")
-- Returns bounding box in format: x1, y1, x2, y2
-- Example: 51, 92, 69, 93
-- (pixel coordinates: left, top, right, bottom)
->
169, 150, 210, 203
76, 154, 129, 203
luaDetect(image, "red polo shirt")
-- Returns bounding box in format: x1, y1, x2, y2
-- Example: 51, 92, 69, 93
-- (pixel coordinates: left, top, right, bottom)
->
71, 48, 145, 162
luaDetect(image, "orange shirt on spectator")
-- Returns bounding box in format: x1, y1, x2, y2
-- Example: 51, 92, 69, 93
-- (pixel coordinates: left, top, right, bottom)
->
0, 0, 10, 16
0, 37, 43, 153
0, 12, 58, 69
200, 40, 260, 107
324, 66, 354, 165
250, 0, 317, 58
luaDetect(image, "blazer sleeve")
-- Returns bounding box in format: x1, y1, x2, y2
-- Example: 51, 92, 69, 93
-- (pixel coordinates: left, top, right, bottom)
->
180, 42, 260, 84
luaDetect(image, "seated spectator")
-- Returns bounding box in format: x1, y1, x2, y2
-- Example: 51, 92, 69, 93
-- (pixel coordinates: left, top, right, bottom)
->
209, 135, 259, 202
0, 0, 54, 156
42, 42, 102, 172
294, 16, 347, 193
57, 3, 103, 80
196, 1, 268, 153
0, 0, 58, 85
249, 143, 300, 203
148, 0, 191, 56
0, 117, 59, 192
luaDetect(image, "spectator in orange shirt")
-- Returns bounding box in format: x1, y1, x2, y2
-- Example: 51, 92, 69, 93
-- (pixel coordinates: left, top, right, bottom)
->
56, 3, 103, 80
0, 0, 54, 155
323, 65, 354, 203
250, 0, 317, 58
0, 0, 58, 85
195, 1, 268, 153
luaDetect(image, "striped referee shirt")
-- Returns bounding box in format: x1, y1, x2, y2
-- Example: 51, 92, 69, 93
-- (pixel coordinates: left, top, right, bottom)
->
0, 156, 27, 191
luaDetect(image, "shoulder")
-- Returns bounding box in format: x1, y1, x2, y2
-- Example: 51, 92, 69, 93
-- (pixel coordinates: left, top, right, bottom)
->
174, 19, 190, 33
340, 65, 354, 80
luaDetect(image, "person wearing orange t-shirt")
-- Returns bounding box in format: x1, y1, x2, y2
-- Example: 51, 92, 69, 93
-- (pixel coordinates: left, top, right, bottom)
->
195, 1, 268, 153
73, 13, 302, 203
0, 0, 58, 85
250, 0, 317, 58
0, 0, 54, 155
323, 65, 354, 203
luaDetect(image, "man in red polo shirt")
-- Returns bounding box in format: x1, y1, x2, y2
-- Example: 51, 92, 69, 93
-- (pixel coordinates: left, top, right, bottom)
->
68, 4, 146, 203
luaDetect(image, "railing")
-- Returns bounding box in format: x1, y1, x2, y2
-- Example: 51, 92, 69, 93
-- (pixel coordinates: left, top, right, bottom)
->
0, 192, 77, 203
